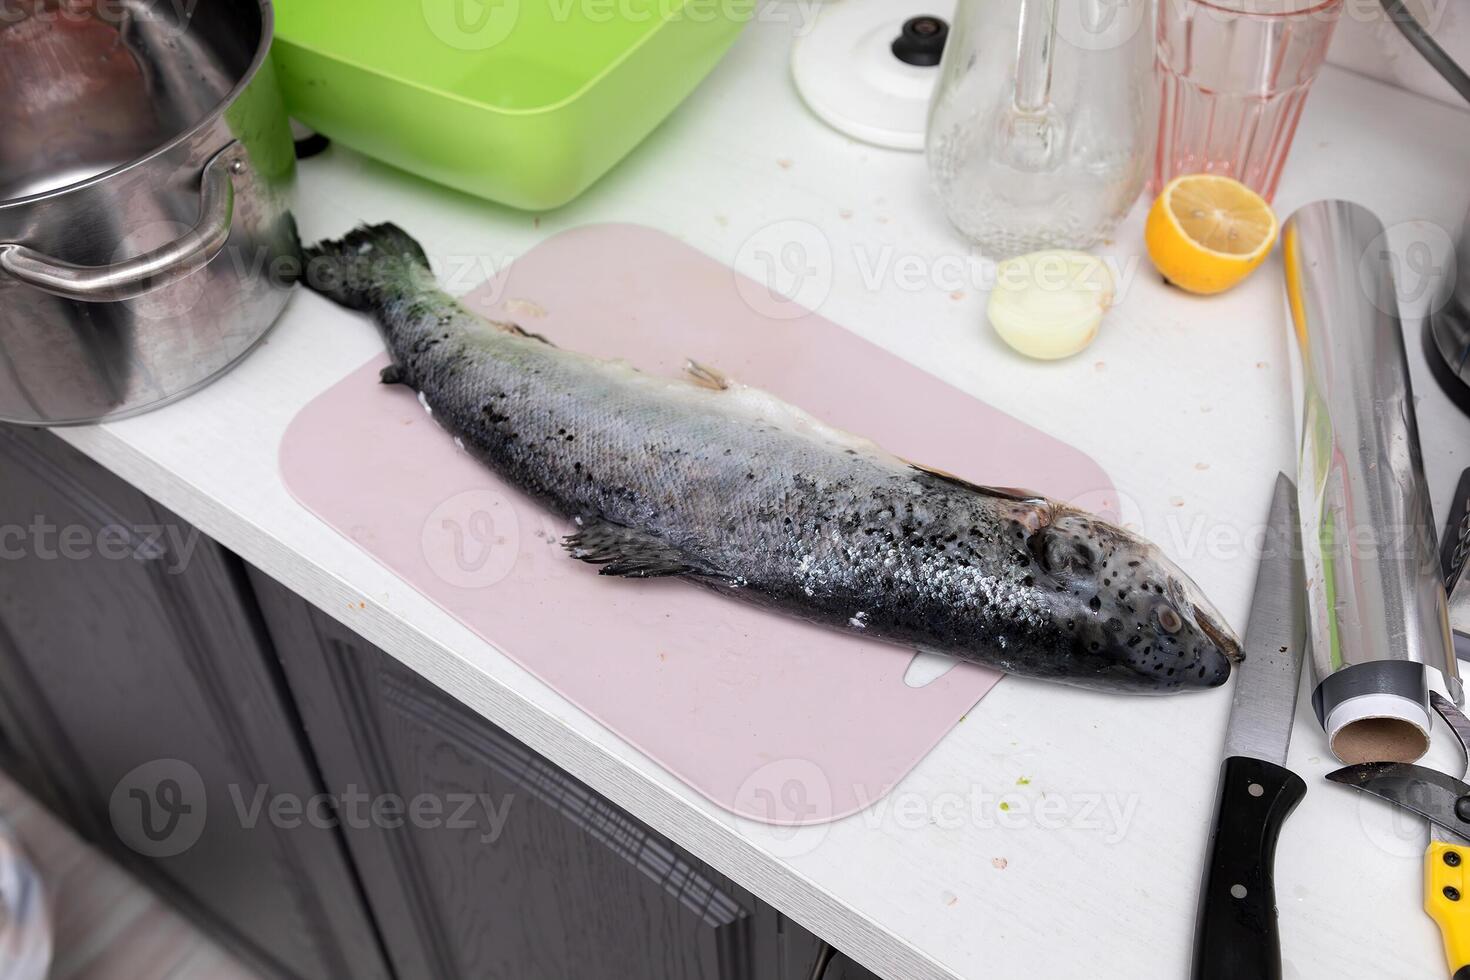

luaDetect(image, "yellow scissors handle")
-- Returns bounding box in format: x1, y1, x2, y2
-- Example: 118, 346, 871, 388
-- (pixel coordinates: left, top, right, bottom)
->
1426, 839, 1470, 979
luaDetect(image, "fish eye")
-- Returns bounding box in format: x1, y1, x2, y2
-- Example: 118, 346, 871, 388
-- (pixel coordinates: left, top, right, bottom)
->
1156, 605, 1183, 634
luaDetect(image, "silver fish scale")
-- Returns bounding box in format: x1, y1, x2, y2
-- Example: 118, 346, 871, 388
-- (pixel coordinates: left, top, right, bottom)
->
306, 227, 1240, 694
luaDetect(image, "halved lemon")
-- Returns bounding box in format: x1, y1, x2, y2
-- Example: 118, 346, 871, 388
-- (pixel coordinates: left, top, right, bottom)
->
1145, 175, 1279, 295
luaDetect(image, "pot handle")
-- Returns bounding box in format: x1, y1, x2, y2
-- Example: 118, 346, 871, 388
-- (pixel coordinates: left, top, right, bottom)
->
0, 144, 239, 303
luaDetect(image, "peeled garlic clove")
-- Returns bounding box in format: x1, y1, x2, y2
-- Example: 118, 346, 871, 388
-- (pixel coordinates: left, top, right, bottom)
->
987, 250, 1116, 360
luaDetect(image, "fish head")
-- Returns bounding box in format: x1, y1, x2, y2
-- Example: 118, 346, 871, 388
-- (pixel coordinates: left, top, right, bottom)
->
1030, 509, 1241, 692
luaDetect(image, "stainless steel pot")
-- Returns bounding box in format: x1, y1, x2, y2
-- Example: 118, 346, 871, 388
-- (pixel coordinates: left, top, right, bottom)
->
0, 0, 298, 425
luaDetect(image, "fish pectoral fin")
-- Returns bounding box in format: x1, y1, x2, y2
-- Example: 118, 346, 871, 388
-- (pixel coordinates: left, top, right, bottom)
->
684, 359, 731, 391
563, 519, 726, 581
906, 462, 1049, 506
379, 363, 409, 386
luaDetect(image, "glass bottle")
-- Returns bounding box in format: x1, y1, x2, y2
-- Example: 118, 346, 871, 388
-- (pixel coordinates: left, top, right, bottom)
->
926, 0, 1158, 256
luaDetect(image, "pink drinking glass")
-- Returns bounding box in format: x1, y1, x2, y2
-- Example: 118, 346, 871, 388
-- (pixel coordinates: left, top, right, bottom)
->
1152, 0, 1343, 201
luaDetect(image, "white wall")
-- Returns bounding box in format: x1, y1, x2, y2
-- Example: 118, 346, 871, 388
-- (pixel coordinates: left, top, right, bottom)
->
1327, 0, 1470, 109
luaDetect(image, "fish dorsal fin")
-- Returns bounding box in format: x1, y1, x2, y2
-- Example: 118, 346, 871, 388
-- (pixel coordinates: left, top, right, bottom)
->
684, 359, 731, 391
563, 518, 731, 582
906, 462, 1049, 506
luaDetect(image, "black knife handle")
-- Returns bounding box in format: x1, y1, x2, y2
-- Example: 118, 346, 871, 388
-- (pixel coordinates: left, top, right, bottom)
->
1192, 756, 1307, 980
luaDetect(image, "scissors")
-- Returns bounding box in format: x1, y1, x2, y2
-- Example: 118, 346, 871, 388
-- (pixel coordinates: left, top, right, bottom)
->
1328, 692, 1470, 979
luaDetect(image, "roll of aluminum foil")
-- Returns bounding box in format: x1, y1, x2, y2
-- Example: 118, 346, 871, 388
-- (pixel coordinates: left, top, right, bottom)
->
1283, 199, 1459, 765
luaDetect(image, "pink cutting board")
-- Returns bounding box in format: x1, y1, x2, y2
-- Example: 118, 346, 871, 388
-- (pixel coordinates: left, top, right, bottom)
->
280, 224, 1117, 824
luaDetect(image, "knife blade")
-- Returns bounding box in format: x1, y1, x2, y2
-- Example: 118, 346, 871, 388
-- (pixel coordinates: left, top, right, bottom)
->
1326, 762, 1470, 842
1192, 473, 1308, 980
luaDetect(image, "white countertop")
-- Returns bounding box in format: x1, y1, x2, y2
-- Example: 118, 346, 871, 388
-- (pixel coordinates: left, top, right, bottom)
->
53, 20, 1470, 980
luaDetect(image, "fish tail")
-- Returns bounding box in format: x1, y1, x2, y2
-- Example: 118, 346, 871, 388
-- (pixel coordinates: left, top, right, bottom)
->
301, 223, 430, 311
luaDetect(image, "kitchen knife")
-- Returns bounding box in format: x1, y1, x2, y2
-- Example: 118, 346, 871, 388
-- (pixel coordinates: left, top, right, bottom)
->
1192, 473, 1308, 980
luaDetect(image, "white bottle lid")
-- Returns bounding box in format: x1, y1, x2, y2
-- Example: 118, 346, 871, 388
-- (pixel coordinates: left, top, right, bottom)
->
790, 0, 955, 151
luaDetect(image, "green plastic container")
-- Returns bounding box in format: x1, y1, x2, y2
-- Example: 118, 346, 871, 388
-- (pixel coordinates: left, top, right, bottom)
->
272, 0, 751, 209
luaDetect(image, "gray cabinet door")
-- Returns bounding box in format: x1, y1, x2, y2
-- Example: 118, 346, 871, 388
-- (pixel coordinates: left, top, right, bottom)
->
0, 426, 389, 980
249, 567, 871, 980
